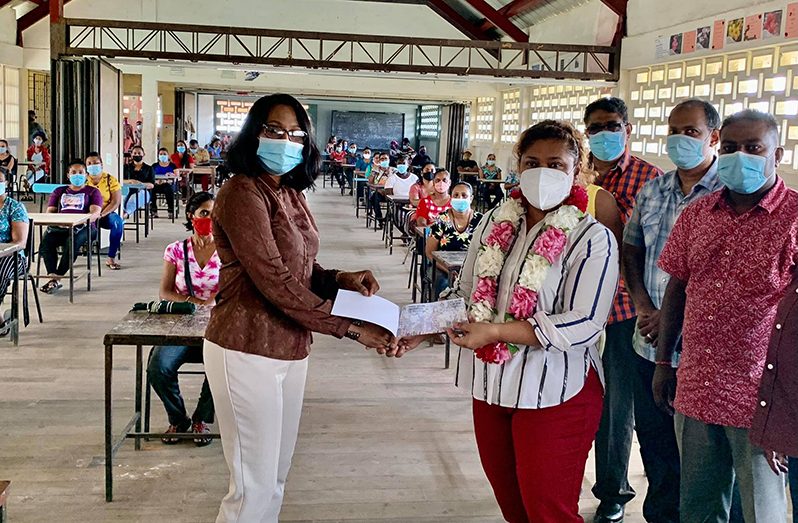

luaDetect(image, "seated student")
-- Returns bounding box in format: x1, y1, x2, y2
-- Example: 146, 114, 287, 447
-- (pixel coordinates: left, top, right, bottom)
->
504, 169, 519, 193
480, 153, 504, 208
329, 141, 347, 190
384, 154, 417, 199
207, 138, 223, 160
355, 148, 372, 172
0, 140, 18, 186
411, 145, 432, 169
401, 137, 415, 155
39, 159, 102, 294
415, 169, 452, 227
147, 192, 219, 446
426, 182, 482, 299
152, 148, 178, 219
410, 162, 435, 207
85, 152, 124, 271
342, 143, 359, 195
324, 135, 337, 155
368, 152, 392, 186
0, 169, 28, 336
369, 153, 400, 224
26, 132, 50, 184
123, 145, 155, 218
171, 140, 195, 198
189, 139, 210, 165
456, 150, 479, 186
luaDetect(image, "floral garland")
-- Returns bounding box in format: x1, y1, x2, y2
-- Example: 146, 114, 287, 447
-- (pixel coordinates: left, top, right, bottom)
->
468, 185, 589, 364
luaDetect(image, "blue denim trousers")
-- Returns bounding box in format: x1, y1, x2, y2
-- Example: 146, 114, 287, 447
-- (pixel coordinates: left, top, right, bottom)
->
147, 345, 214, 428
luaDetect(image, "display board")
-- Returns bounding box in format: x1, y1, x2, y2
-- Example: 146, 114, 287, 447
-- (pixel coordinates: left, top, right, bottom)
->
331, 111, 404, 151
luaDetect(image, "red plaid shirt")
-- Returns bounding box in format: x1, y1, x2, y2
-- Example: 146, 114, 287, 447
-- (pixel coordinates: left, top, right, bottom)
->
592, 151, 663, 324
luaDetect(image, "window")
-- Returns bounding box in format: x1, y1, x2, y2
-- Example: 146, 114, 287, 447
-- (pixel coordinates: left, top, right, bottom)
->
527, 84, 614, 133
475, 96, 495, 142
501, 90, 520, 143
419, 105, 441, 139
628, 43, 798, 172
28, 70, 50, 145
4, 67, 18, 142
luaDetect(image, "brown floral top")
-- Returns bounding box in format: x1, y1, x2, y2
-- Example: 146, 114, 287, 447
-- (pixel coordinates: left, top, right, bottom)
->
205, 174, 351, 360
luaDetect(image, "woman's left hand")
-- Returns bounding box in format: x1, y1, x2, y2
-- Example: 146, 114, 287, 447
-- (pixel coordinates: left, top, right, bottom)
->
446, 321, 499, 350
337, 270, 380, 296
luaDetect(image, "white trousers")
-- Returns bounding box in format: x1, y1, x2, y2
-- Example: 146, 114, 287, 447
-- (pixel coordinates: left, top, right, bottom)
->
204, 341, 309, 523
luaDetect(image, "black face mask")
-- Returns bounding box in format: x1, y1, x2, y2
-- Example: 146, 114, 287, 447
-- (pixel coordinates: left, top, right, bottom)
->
132, 155, 143, 163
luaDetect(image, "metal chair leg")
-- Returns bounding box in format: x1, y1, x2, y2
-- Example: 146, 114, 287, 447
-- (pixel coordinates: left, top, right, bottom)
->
29, 275, 43, 323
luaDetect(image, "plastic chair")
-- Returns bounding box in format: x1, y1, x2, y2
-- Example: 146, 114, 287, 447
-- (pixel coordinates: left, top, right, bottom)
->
32, 183, 65, 212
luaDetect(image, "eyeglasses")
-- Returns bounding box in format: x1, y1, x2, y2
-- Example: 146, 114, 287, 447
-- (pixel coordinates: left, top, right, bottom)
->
262, 125, 308, 143
586, 122, 625, 135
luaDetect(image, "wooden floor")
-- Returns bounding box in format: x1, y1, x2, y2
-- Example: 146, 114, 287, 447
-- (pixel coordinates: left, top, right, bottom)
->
0, 185, 654, 522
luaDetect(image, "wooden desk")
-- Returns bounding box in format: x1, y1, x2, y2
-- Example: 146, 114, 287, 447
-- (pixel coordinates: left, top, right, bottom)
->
430, 250, 467, 369
176, 166, 217, 194
0, 243, 22, 345
0, 480, 9, 523
28, 213, 94, 303
102, 308, 215, 502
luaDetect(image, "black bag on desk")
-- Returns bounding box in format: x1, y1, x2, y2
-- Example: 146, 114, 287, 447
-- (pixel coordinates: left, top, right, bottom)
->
132, 240, 198, 314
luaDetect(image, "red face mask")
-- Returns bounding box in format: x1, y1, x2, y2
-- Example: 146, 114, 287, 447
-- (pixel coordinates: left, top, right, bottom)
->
192, 217, 213, 237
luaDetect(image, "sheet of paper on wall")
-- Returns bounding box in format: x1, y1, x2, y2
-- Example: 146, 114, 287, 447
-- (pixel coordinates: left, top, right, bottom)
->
331, 290, 467, 337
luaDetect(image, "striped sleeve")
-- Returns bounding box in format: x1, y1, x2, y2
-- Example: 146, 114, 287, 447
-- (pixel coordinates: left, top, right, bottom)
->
529, 223, 619, 352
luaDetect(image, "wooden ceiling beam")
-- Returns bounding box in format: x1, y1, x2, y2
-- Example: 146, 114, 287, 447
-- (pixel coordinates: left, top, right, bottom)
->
463, 0, 528, 42
425, 0, 493, 41
17, 0, 72, 46
478, 0, 545, 32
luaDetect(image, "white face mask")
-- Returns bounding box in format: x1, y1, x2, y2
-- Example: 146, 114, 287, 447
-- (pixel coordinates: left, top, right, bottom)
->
519, 167, 574, 211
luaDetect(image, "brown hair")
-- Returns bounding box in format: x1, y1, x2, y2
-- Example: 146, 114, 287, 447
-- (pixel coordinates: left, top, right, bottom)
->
514, 119, 594, 185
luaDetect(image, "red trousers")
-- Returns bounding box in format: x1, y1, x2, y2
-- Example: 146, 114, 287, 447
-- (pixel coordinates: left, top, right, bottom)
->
473, 368, 603, 523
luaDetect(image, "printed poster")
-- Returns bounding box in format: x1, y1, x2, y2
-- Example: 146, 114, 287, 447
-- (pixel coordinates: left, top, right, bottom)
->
764, 10, 783, 39
682, 30, 697, 53
696, 26, 711, 50
669, 33, 683, 55
654, 35, 669, 59
786, 2, 798, 38
712, 20, 726, 49
727, 18, 744, 44
745, 14, 763, 41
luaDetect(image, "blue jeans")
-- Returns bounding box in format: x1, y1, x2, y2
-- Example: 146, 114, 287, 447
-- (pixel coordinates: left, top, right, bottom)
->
124, 190, 150, 216
147, 345, 214, 428
99, 212, 123, 259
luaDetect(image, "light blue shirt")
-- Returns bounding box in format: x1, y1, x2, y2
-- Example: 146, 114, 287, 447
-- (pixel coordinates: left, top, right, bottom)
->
623, 158, 721, 363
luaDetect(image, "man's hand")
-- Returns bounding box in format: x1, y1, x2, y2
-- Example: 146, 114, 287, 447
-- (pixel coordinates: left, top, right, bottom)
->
638, 308, 661, 347
386, 334, 430, 358
652, 365, 677, 415
446, 321, 499, 350
350, 322, 396, 352
337, 270, 379, 296
764, 449, 790, 475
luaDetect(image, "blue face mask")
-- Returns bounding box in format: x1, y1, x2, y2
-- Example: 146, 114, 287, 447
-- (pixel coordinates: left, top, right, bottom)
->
396, 164, 408, 174
87, 164, 103, 177
0, 147, 7, 155
451, 197, 471, 213
257, 137, 304, 176
589, 130, 626, 162
0, 182, 7, 196
69, 173, 87, 187
380, 160, 390, 168
176, 146, 186, 154
718, 151, 771, 194
667, 134, 707, 170
158, 154, 169, 163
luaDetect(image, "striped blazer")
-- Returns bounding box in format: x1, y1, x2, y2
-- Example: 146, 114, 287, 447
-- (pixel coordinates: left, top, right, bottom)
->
451, 208, 620, 409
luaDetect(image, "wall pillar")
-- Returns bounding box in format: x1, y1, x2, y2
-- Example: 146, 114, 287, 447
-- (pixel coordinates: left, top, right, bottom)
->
140, 72, 158, 161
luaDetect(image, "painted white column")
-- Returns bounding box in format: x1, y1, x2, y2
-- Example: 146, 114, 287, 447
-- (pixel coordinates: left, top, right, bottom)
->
140, 72, 158, 163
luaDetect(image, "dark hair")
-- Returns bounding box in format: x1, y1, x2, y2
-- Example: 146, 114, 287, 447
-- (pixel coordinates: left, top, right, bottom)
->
68, 158, 86, 169
131, 145, 145, 154
86, 151, 101, 161
721, 109, 779, 140
515, 120, 587, 172
453, 181, 473, 195
397, 153, 410, 164
32, 131, 46, 141
584, 96, 628, 124
210, 138, 221, 147
158, 147, 169, 154
0, 139, 8, 148
226, 93, 320, 192
189, 139, 199, 147
672, 99, 721, 130
184, 191, 215, 231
